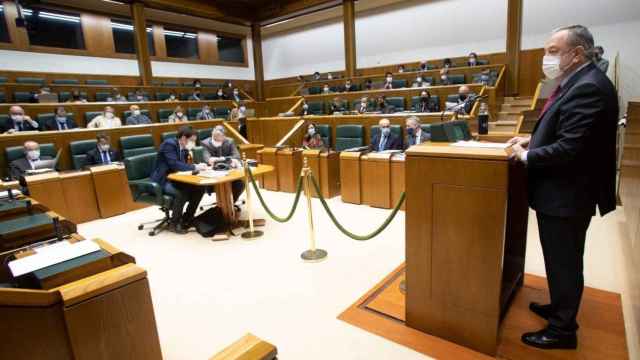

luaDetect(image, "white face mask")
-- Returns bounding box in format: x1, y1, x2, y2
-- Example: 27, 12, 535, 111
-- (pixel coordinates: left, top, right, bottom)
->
308, 128, 315, 136
212, 139, 223, 147
469, 58, 476, 64
239, 106, 246, 112
324, 87, 329, 92
133, 110, 141, 116
386, 77, 392, 82
233, 91, 239, 95
303, 104, 308, 110
218, 92, 223, 96
11, 114, 24, 122
542, 55, 563, 79
170, 95, 176, 100
27, 150, 40, 161
186, 140, 196, 150
105, 112, 114, 119
99, 144, 110, 152
176, 112, 183, 118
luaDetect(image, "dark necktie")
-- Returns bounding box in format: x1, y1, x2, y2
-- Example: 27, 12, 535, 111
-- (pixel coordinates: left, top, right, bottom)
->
59, 122, 67, 130
17, 122, 23, 131
541, 85, 562, 116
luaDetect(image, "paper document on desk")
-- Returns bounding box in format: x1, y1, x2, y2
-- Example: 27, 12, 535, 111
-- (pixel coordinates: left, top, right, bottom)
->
198, 170, 229, 178
9, 240, 101, 277
451, 140, 509, 149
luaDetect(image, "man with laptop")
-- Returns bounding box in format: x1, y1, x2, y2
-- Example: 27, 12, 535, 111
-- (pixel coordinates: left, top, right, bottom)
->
9, 140, 57, 180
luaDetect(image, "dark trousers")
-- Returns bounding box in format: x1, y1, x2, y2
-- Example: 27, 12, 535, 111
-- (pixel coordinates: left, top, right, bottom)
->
232, 180, 245, 202
536, 211, 592, 334
164, 182, 205, 224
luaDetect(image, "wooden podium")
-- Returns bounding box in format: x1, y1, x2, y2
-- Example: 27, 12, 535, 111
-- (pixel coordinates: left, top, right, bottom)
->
405, 143, 528, 356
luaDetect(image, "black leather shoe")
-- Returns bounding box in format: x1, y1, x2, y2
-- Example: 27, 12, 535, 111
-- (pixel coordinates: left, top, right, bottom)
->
521, 328, 577, 349
529, 302, 552, 320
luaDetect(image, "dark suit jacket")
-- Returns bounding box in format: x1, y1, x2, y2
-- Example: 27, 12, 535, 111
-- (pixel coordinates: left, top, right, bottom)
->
43, 117, 78, 131
405, 131, 430, 149
86, 147, 120, 166
369, 133, 402, 152
1, 119, 38, 133
150, 138, 195, 187
528, 62, 618, 217
9, 156, 52, 180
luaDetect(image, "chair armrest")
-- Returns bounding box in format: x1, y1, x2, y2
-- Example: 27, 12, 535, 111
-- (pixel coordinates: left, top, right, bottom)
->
129, 179, 162, 204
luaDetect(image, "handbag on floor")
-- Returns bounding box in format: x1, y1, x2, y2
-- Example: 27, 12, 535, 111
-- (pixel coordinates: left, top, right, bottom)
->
194, 206, 226, 237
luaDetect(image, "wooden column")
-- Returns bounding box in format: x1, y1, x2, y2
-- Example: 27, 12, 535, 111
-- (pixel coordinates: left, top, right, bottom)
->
251, 23, 265, 102
505, 0, 523, 95
343, 0, 357, 78
131, 2, 153, 86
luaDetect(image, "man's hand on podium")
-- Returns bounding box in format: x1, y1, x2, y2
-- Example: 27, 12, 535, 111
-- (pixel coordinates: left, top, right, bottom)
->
506, 136, 530, 163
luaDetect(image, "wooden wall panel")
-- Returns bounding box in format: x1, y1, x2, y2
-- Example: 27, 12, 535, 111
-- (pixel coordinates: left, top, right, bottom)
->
518, 48, 545, 96
81, 14, 116, 57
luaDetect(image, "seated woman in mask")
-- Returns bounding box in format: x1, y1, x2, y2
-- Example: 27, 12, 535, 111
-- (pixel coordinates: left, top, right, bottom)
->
412, 73, 428, 88
383, 72, 394, 90
302, 123, 325, 150
214, 88, 227, 100
201, 126, 244, 202
415, 90, 437, 113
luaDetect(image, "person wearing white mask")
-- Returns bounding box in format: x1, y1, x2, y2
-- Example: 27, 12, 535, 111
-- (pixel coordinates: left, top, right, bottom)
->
87, 106, 122, 129
383, 72, 394, 89
507, 25, 618, 351
197, 104, 215, 120
125, 104, 151, 125
168, 106, 188, 123
215, 88, 227, 100
9, 141, 51, 179
302, 123, 325, 150
1, 106, 39, 133
467, 52, 479, 66
413, 74, 426, 88
201, 126, 244, 202
300, 99, 310, 116
322, 84, 331, 94
151, 125, 208, 233
232, 88, 242, 102
43, 106, 78, 131
165, 93, 178, 102
357, 97, 369, 114
86, 133, 120, 166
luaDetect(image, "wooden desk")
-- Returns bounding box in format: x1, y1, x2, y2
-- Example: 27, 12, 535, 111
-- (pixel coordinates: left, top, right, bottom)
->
168, 164, 274, 226
339, 152, 363, 204
361, 153, 393, 209
0, 239, 162, 360
404, 143, 528, 355
302, 150, 340, 199
90, 165, 132, 218
277, 148, 303, 193
339, 152, 405, 209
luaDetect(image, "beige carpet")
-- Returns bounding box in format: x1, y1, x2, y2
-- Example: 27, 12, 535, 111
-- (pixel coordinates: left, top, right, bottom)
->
77, 189, 638, 360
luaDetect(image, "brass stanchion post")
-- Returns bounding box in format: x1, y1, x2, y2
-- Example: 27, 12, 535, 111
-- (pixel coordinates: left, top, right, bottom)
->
241, 152, 263, 239
300, 157, 327, 262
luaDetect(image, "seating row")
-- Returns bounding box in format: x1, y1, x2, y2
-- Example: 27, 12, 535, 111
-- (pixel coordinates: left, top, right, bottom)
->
0, 89, 240, 104
0, 75, 236, 88
303, 95, 451, 115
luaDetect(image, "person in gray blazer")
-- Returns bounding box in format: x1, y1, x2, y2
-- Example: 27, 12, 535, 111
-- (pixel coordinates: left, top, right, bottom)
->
201, 126, 244, 202
404, 116, 430, 149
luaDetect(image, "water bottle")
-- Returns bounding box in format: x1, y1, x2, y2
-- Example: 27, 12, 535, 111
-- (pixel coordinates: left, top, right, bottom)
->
478, 102, 489, 135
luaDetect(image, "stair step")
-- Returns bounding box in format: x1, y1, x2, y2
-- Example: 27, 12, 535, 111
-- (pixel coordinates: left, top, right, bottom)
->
505, 96, 533, 101
500, 103, 531, 111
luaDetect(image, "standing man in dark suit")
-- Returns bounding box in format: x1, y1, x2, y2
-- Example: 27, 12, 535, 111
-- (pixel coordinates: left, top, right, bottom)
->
508, 25, 618, 350
369, 118, 402, 152
150, 126, 208, 233
86, 133, 120, 166
43, 106, 78, 131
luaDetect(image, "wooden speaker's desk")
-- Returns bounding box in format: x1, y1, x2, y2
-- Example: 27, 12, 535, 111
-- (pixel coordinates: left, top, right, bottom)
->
404, 143, 528, 355
302, 150, 340, 199
0, 238, 163, 360
339, 152, 405, 209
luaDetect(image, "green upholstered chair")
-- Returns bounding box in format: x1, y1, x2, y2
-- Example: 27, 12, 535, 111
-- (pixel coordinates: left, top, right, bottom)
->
95, 92, 110, 102
477, 59, 489, 65
36, 113, 75, 129
14, 92, 31, 103
214, 107, 230, 118
0, 76, 7, 84
371, 125, 403, 148
158, 109, 174, 123
307, 101, 324, 115
0, 115, 8, 132
119, 134, 156, 159
447, 94, 459, 103
182, 81, 194, 87
392, 79, 407, 89
15, 77, 45, 85
163, 80, 179, 87
449, 74, 466, 84
69, 139, 97, 170
316, 124, 331, 148
123, 109, 151, 121
197, 128, 213, 143
84, 111, 103, 124
86, 79, 108, 85
156, 92, 171, 101
187, 107, 201, 120
202, 93, 218, 100
0, 92, 5, 103
385, 97, 405, 111
124, 153, 174, 236
421, 76, 434, 85
335, 125, 364, 151
308, 86, 321, 95
161, 131, 177, 141
192, 146, 205, 164
420, 124, 432, 136
151, 79, 162, 86
52, 79, 79, 85
179, 93, 190, 101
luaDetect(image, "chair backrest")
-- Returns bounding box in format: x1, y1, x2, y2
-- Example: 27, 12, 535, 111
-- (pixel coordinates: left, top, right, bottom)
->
14, 92, 31, 103
161, 131, 177, 141
202, 93, 217, 100
0, 76, 7, 84
69, 139, 98, 170
95, 92, 111, 102
0, 92, 5, 103
308, 86, 321, 95
158, 109, 174, 122
52, 79, 79, 85
36, 112, 75, 128
16, 77, 45, 85
179, 93, 190, 101
86, 79, 108, 85
308, 101, 324, 115
371, 125, 403, 146
316, 124, 331, 148
187, 107, 201, 119
151, 79, 162, 86
392, 79, 407, 89
5, 143, 57, 164
477, 59, 489, 65
446, 94, 459, 103
420, 124, 432, 135
156, 92, 170, 101
214, 107, 230, 118
120, 134, 156, 159
85, 111, 103, 124
163, 80, 179, 87
192, 146, 204, 164
385, 97, 405, 111
0, 115, 8, 131
123, 109, 151, 120
182, 81, 194, 87
335, 125, 364, 151
449, 74, 466, 84
197, 128, 213, 143
124, 153, 157, 181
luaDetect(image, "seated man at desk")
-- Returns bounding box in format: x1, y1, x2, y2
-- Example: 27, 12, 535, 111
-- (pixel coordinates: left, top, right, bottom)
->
1, 106, 40, 133
87, 106, 122, 128
415, 90, 437, 113
197, 104, 216, 120
43, 106, 78, 131
125, 105, 152, 125
201, 126, 244, 203
151, 126, 208, 233
369, 118, 402, 152
445, 85, 476, 115
405, 116, 430, 148
86, 134, 120, 166
302, 123, 326, 150
356, 97, 370, 114
9, 141, 51, 180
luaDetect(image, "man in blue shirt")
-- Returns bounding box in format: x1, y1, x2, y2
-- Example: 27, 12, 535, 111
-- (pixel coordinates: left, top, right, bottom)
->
86, 133, 120, 166
151, 126, 208, 233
